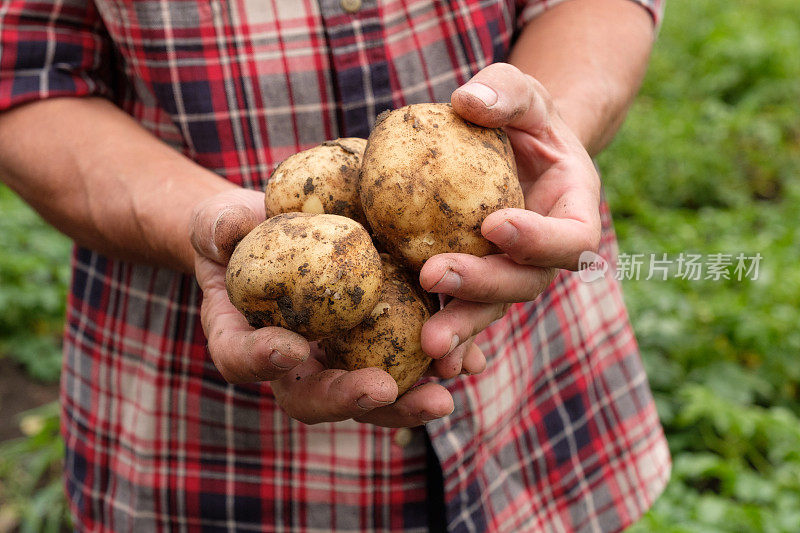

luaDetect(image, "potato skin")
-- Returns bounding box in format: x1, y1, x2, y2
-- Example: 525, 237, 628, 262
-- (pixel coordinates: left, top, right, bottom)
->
360, 103, 524, 270
265, 138, 369, 226
225, 213, 382, 340
322, 254, 439, 395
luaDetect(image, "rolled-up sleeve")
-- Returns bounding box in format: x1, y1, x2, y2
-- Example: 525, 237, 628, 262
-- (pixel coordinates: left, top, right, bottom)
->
0, 0, 113, 112
516, 0, 665, 29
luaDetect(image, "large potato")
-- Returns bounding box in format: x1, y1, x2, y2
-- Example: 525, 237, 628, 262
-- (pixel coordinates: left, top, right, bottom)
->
265, 138, 368, 226
360, 103, 524, 270
226, 213, 382, 340
322, 254, 438, 395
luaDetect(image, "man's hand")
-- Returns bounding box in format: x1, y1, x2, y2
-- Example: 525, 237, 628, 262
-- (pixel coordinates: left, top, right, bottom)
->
190, 189, 454, 427
419, 63, 602, 369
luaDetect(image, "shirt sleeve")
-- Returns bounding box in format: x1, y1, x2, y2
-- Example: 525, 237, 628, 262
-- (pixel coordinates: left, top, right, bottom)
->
517, 0, 665, 29
0, 0, 113, 112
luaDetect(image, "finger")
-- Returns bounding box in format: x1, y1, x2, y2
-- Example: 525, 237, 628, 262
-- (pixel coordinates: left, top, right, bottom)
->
190, 189, 266, 264
354, 383, 454, 428
430, 336, 474, 379
272, 362, 398, 425
482, 205, 601, 270
421, 300, 508, 359
197, 256, 310, 383
451, 63, 554, 133
461, 342, 487, 376
421, 253, 557, 303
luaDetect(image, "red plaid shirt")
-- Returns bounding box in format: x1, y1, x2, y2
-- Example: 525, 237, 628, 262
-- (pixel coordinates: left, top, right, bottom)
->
1, 0, 669, 531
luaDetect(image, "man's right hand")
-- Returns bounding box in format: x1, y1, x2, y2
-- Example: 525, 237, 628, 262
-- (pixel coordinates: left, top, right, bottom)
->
190, 189, 456, 427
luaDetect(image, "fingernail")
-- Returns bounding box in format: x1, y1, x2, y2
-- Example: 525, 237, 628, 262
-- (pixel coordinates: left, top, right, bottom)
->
484, 221, 518, 247
269, 350, 301, 369
446, 335, 460, 356
430, 269, 462, 293
357, 394, 392, 410
211, 209, 232, 251
460, 82, 498, 107
419, 411, 442, 423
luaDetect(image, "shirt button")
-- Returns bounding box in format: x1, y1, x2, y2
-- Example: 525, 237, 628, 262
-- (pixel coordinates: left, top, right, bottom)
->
340, 0, 361, 14
394, 428, 413, 447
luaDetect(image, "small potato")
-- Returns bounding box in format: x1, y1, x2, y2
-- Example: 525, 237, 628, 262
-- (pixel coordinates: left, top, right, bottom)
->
265, 138, 369, 226
225, 213, 382, 340
360, 103, 524, 270
322, 254, 439, 395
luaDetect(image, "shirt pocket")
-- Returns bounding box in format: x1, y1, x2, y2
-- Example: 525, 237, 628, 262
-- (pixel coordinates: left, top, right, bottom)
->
95, 0, 218, 104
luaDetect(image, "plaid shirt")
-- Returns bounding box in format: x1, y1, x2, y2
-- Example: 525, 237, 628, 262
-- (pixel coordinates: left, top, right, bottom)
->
1, 0, 669, 531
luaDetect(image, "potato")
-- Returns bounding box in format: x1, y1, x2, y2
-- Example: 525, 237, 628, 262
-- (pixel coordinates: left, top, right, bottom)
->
225, 213, 382, 340
322, 254, 439, 395
265, 138, 368, 226
359, 103, 524, 270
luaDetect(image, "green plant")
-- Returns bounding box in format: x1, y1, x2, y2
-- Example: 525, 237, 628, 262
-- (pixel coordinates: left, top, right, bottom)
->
0, 187, 71, 383
0, 402, 69, 532
606, 0, 800, 530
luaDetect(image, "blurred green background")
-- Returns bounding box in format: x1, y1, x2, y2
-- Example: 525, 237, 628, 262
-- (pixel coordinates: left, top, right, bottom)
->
1, 0, 800, 530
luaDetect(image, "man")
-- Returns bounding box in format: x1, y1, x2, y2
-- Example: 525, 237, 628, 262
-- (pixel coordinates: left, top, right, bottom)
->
0, 0, 669, 530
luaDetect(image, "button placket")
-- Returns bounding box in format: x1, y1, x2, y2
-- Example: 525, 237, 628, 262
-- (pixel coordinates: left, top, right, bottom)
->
340, 0, 362, 14
394, 428, 413, 447
318, 0, 393, 137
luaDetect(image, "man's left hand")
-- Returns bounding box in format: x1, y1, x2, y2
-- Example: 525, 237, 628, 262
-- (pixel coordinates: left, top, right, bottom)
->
420, 63, 602, 376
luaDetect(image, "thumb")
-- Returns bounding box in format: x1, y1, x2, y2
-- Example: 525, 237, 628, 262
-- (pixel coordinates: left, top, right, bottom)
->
450, 63, 554, 134
190, 189, 266, 264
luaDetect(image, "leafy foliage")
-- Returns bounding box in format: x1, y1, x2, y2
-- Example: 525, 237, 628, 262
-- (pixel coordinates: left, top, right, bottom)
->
601, 0, 800, 529
0, 403, 70, 532
0, 187, 70, 383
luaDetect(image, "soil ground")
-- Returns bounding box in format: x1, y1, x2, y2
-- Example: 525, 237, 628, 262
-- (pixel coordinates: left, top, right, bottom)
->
0, 357, 59, 442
